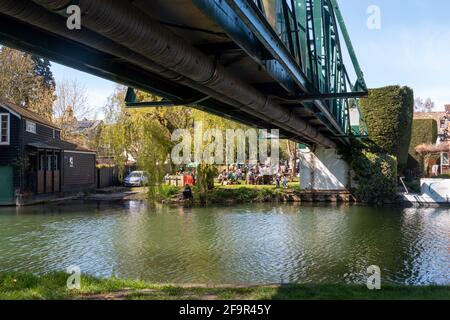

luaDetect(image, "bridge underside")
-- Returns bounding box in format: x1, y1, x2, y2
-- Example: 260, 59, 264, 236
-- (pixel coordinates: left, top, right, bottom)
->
0, 0, 366, 147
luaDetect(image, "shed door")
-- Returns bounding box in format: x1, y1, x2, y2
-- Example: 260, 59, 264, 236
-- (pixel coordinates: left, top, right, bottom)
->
0, 166, 13, 203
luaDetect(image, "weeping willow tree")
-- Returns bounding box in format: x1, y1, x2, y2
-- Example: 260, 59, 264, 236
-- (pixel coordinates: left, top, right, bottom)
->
101, 87, 177, 200
191, 109, 247, 193
102, 86, 252, 200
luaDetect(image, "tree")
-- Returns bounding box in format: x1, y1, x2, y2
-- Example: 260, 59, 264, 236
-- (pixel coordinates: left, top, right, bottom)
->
135, 90, 193, 132
101, 86, 250, 197
32, 56, 56, 90
101, 86, 174, 199
360, 86, 414, 171
282, 140, 298, 177
414, 97, 435, 113
53, 79, 92, 139
0, 47, 55, 120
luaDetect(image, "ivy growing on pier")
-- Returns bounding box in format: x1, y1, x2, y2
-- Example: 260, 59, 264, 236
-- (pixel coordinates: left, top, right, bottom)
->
360, 86, 414, 171
341, 139, 397, 205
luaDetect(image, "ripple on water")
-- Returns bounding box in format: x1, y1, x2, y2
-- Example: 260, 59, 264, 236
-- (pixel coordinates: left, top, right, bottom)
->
0, 203, 448, 285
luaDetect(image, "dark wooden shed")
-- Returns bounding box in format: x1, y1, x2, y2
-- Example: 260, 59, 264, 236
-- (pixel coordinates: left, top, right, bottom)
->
0, 99, 96, 205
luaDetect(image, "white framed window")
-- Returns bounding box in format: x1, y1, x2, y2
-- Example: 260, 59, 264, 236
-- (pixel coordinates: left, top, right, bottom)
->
0, 113, 10, 145
26, 120, 36, 134
39, 154, 59, 171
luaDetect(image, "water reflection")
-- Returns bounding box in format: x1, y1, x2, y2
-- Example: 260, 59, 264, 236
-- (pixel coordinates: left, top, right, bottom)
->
0, 202, 448, 285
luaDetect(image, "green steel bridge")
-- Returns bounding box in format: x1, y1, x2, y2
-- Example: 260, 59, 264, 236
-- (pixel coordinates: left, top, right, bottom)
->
0, 0, 367, 148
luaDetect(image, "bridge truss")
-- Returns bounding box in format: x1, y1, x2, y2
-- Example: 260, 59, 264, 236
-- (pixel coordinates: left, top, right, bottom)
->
0, 0, 368, 146
127, 0, 368, 140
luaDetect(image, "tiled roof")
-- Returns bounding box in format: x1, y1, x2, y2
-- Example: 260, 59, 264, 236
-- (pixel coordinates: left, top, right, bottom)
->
0, 98, 60, 129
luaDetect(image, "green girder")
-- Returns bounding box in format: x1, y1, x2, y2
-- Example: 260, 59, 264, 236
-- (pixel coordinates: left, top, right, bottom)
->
127, 0, 368, 138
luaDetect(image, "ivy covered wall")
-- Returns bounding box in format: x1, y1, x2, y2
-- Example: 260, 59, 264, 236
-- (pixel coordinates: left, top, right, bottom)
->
407, 119, 438, 172
341, 140, 398, 205
360, 86, 414, 171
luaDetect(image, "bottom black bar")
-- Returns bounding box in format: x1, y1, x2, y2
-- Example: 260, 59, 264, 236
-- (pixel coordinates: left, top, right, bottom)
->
0, 300, 446, 319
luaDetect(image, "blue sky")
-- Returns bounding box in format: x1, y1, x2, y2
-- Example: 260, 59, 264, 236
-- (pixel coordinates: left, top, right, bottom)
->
339, 0, 450, 109
50, 0, 450, 118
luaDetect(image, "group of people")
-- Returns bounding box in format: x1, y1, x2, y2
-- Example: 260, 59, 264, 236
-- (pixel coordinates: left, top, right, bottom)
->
274, 173, 289, 189
217, 166, 290, 188
217, 168, 243, 185
166, 162, 293, 190
246, 170, 288, 188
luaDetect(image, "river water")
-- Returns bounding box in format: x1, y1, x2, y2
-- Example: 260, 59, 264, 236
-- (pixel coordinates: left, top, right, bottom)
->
0, 202, 448, 285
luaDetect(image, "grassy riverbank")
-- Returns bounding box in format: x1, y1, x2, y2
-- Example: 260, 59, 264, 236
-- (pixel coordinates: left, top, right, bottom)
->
199, 184, 295, 204
93, 181, 355, 205
159, 183, 301, 205
1, 273, 448, 300
158, 183, 355, 205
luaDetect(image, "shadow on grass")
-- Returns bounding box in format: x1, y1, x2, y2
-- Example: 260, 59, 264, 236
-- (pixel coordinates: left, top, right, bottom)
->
270, 284, 450, 300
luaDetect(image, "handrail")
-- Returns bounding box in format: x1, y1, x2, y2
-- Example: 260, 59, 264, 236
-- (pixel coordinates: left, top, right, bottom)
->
399, 177, 409, 194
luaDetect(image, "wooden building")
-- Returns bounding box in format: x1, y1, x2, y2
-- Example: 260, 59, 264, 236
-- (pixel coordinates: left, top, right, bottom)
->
0, 99, 96, 205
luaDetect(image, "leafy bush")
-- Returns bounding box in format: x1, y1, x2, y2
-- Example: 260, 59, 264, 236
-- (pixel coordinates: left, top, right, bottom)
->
354, 151, 397, 204
342, 140, 398, 204
201, 187, 284, 204
158, 185, 181, 199
407, 119, 438, 171
360, 86, 414, 170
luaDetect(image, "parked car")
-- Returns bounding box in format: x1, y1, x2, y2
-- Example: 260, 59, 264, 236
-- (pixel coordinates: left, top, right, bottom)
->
124, 171, 148, 187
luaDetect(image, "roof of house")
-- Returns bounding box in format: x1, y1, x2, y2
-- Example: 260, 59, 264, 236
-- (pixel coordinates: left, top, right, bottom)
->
28, 140, 96, 153
77, 119, 103, 130
0, 98, 60, 129
415, 143, 450, 155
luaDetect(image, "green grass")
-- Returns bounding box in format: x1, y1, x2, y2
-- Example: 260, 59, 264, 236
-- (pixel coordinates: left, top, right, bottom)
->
158, 185, 182, 198
0, 273, 448, 300
214, 182, 300, 191
157, 181, 301, 204
201, 187, 284, 204
200, 182, 300, 204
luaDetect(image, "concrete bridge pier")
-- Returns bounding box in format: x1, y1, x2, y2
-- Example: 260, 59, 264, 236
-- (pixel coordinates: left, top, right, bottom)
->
299, 146, 352, 191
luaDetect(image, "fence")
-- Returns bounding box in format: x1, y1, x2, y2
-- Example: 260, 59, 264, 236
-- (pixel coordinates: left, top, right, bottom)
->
97, 165, 136, 189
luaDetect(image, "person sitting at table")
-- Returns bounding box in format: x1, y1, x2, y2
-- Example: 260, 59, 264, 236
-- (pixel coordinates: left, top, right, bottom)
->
227, 171, 234, 182
236, 168, 243, 181
246, 170, 252, 185
218, 170, 227, 185
217, 172, 223, 183
256, 172, 263, 185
